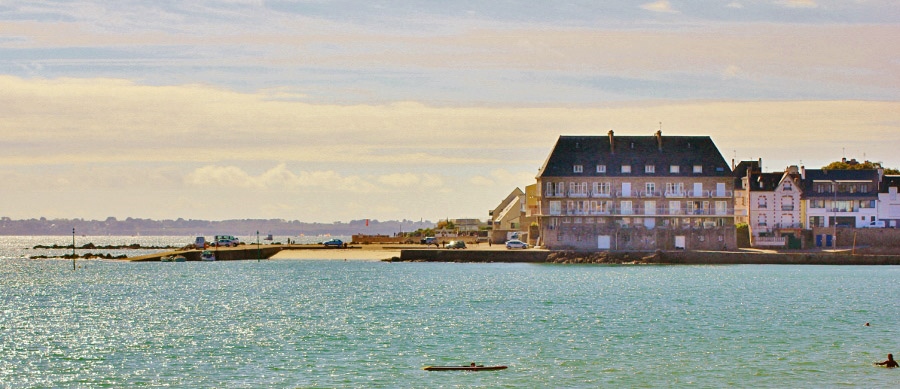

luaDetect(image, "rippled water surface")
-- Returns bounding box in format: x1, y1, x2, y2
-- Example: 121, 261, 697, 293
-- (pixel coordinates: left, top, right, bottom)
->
1, 238, 898, 387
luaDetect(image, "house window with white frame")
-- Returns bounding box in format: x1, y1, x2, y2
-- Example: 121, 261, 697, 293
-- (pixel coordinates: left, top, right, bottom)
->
693, 164, 703, 173
670, 165, 680, 173
593, 182, 611, 197
573, 165, 583, 173
597, 164, 606, 173
645, 182, 656, 196
549, 201, 561, 215
621, 165, 631, 173
645, 164, 655, 174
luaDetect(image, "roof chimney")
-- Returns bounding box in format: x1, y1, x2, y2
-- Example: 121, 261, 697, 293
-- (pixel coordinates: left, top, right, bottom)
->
608, 130, 615, 153
800, 165, 806, 180
655, 130, 662, 151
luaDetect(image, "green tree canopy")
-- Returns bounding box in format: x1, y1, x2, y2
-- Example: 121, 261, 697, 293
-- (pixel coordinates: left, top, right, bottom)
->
822, 160, 899, 175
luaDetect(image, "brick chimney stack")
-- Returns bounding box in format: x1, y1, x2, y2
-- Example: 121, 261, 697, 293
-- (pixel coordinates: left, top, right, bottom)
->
608, 130, 615, 153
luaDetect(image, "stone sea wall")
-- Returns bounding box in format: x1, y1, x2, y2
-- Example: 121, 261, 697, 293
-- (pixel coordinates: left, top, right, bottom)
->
398, 249, 900, 265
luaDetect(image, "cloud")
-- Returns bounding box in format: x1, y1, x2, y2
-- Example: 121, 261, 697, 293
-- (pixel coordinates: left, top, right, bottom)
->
470, 169, 537, 189
640, 0, 679, 13
726, 2, 744, 9
780, 0, 818, 8
378, 173, 444, 188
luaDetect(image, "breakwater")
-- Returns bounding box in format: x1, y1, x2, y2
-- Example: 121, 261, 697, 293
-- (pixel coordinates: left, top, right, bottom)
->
397, 249, 900, 265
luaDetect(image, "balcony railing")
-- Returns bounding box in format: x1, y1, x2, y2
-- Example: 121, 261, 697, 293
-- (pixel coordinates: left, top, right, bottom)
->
781, 205, 795, 211
545, 207, 735, 217
665, 191, 686, 198
689, 190, 710, 198
591, 192, 612, 198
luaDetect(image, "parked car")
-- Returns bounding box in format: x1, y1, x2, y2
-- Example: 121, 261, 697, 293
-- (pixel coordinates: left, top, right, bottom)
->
862, 220, 886, 228
505, 239, 528, 249
323, 238, 344, 247
214, 235, 240, 247
446, 240, 466, 249
420, 237, 437, 245
194, 236, 206, 249
216, 239, 237, 247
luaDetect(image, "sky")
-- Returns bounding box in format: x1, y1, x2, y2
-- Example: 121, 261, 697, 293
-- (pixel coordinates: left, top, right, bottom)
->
0, 0, 898, 223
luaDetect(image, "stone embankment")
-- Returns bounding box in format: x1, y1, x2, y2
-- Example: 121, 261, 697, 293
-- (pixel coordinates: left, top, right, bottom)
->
397, 249, 900, 265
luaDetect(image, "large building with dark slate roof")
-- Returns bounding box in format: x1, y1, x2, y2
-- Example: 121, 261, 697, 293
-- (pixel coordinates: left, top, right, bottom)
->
535, 130, 736, 250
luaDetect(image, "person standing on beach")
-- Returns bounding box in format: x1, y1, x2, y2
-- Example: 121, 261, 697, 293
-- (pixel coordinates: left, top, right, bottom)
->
875, 353, 898, 368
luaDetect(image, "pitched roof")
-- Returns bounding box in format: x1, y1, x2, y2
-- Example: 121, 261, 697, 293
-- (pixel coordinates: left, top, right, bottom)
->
748, 172, 784, 192
733, 160, 761, 189
802, 169, 880, 182
537, 133, 732, 178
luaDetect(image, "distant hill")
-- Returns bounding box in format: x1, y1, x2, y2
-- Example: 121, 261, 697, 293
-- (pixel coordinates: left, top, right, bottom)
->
0, 217, 435, 236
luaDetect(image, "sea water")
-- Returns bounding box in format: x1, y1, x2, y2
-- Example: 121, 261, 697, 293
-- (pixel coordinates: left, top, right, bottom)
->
1, 237, 898, 387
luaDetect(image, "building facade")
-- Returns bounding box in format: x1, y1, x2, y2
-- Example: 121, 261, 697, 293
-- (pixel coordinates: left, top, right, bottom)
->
801, 168, 881, 229
878, 176, 900, 228
535, 131, 736, 250
741, 167, 803, 248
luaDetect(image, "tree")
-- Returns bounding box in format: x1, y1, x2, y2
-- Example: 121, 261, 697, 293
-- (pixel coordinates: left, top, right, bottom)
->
822, 160, 899, 175
436, 219, 456, 230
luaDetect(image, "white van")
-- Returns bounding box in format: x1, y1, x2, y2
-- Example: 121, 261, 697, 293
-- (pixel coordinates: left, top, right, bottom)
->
194, 236, 206, 249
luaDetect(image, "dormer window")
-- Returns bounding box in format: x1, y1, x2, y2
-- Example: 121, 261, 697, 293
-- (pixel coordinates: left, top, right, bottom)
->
693, 165, 703, 173
645, 165, 655, 174
573, 165, 583, 173
596, 164, 606, 173
621, 165, 632, 173
670, 165, 680, 173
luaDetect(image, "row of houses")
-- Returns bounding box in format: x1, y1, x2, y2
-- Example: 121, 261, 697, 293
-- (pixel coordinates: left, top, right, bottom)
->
488, 131, 899, 251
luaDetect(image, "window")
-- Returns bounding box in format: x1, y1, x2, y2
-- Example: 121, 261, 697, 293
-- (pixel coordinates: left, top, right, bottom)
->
553, 182, 565, 197
597, 164, 606, 173
573, 165, 583, 173
670, 165, 680, 173
669, 201, 682, 215
549, 201, 562, 215
621, 165, 632, 173
645, 182, 656, 196
693, 165, 703, 173
758, 214, 767, 227
620, 200, 633, 215
715, 201, 727, 215
644, 200, 656, 215
666, 182, 685, 196
593, 182, 611, 197
758, 196, 767, 209
783, 181, 793, 191
781, 196, 794, 211
645, 165, 655, 174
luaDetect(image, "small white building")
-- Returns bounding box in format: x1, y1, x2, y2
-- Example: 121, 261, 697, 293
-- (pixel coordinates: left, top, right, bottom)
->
877, 176, 900, 228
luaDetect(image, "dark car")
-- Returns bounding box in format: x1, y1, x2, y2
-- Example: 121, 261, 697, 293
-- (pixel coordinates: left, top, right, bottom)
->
323, 238, 344, 248
446, 240, 466, 249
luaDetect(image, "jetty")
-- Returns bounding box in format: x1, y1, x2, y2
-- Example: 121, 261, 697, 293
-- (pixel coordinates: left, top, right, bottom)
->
127, 244, 360, 262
